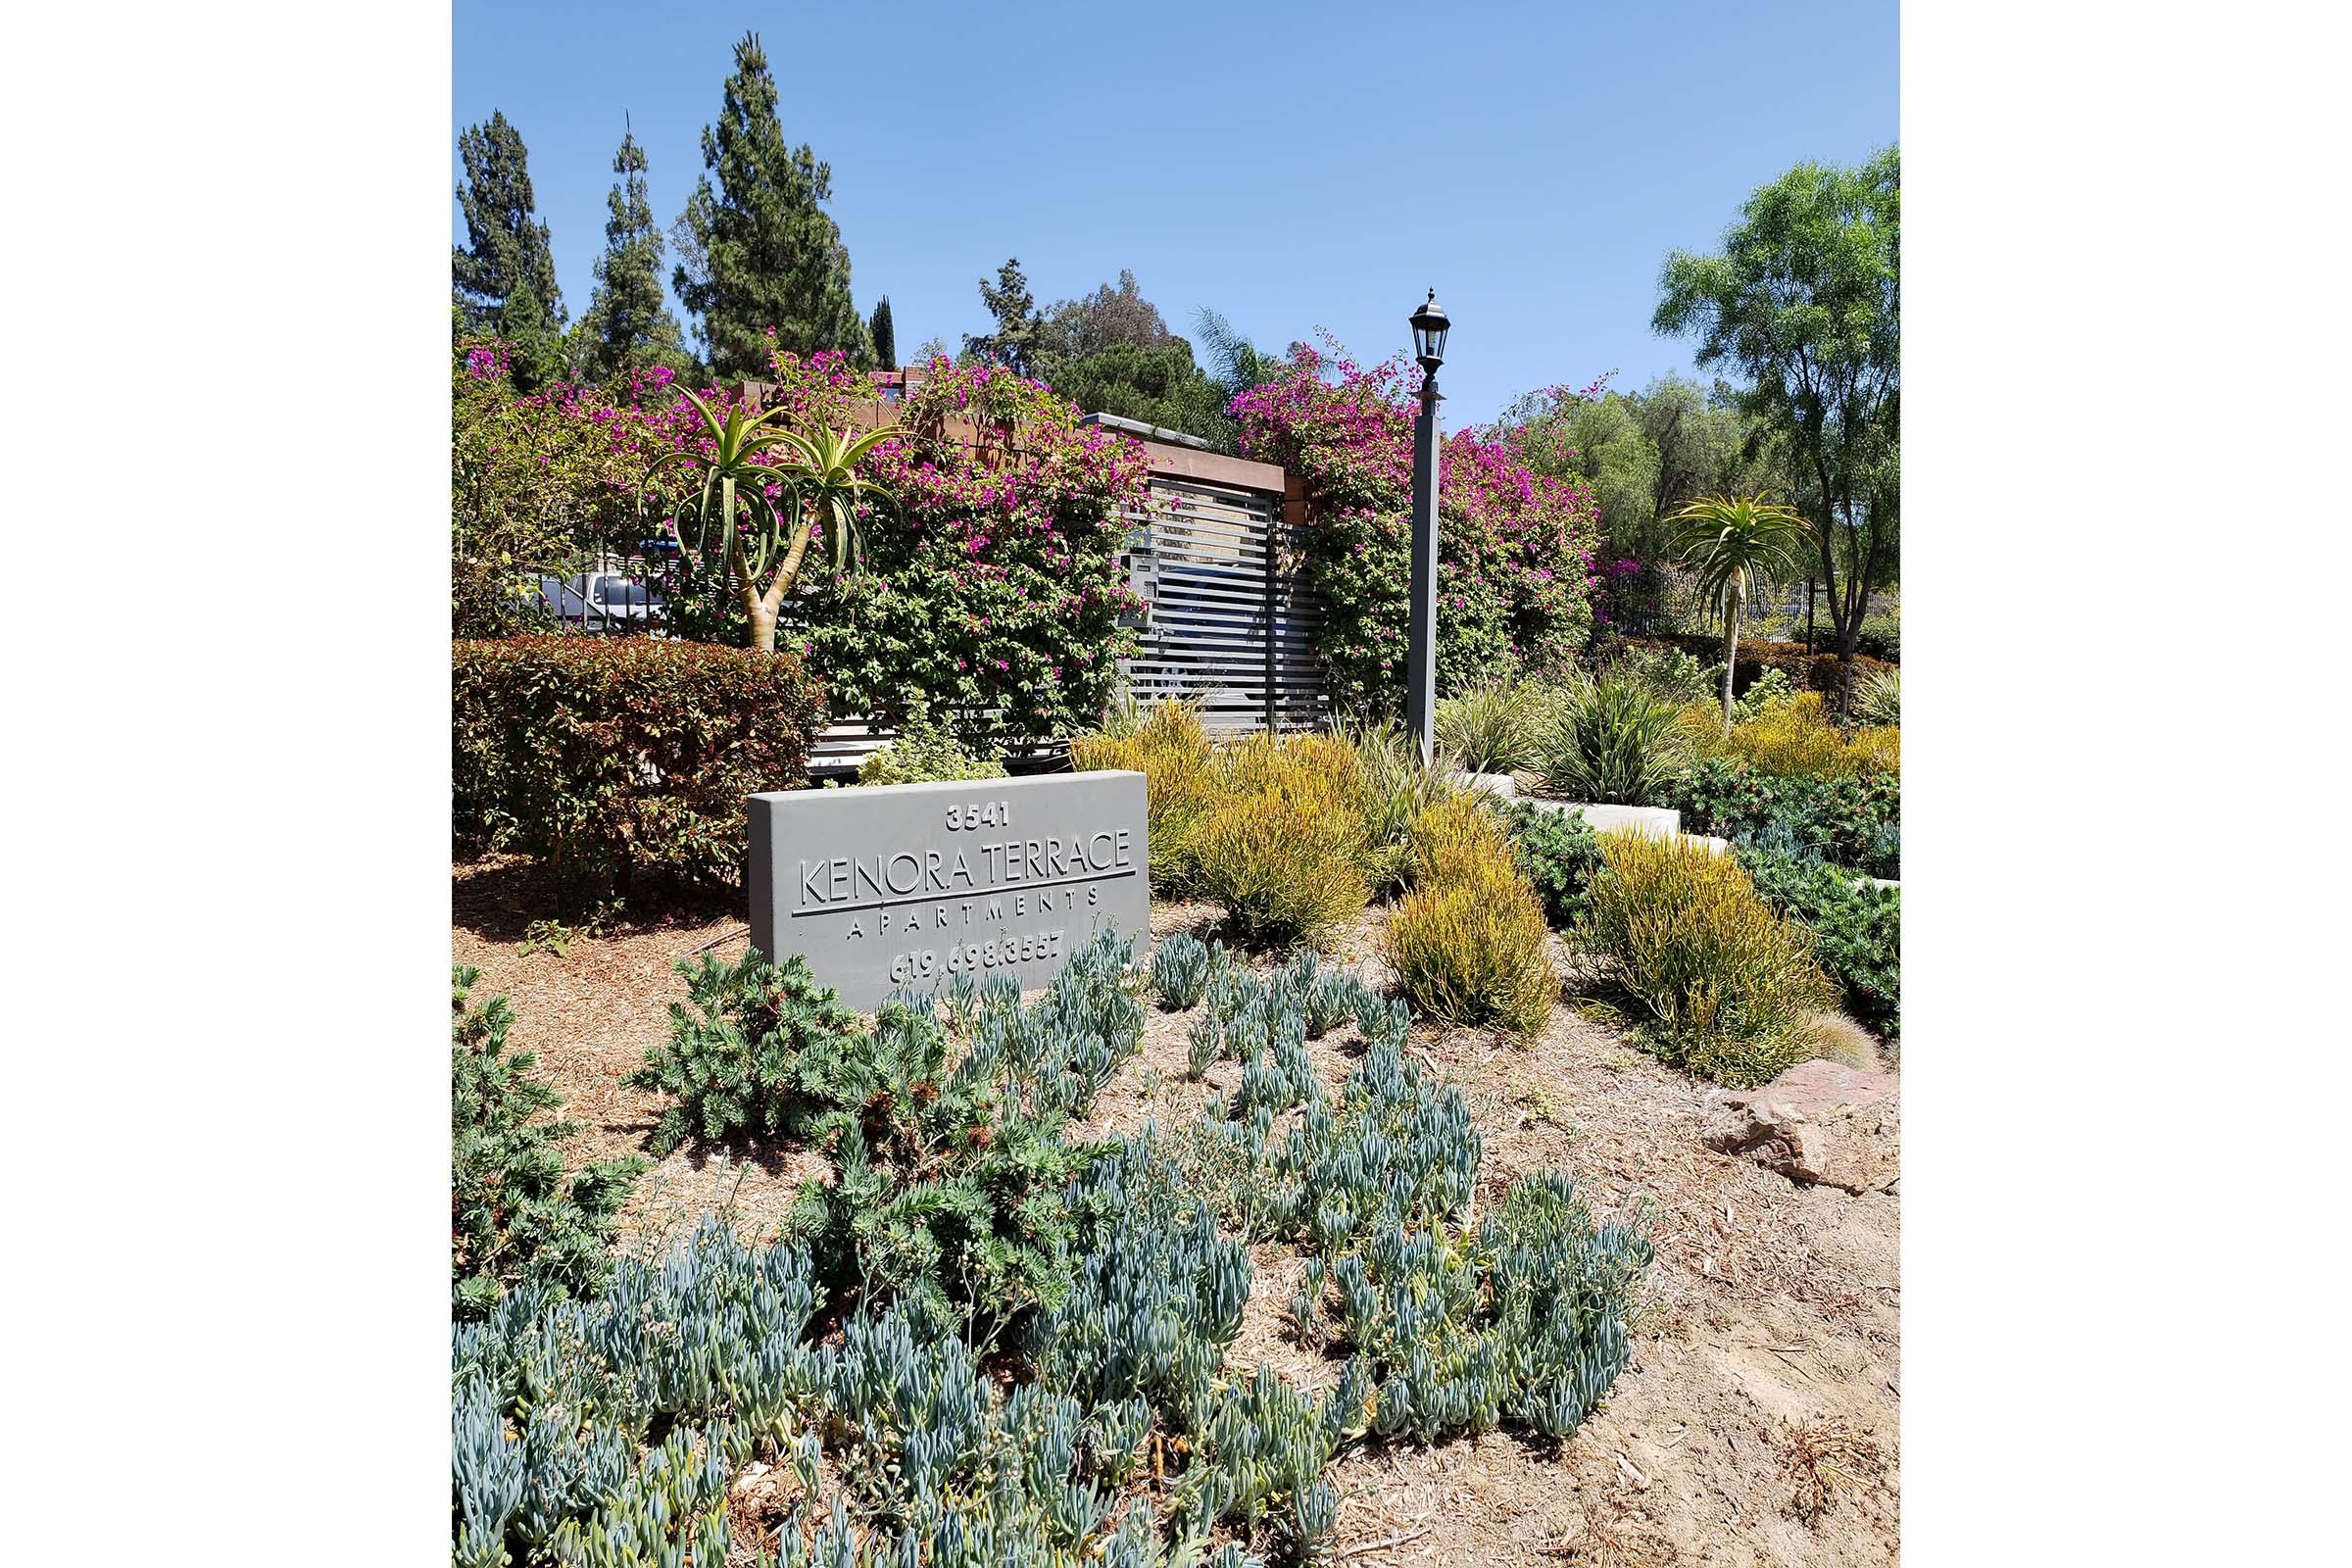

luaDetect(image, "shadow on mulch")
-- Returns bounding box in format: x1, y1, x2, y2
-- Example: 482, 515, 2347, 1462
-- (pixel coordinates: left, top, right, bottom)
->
451, 853, 744, 943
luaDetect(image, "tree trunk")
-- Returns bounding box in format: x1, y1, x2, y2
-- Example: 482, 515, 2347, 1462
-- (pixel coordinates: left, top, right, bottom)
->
1720, 584, 1742, 736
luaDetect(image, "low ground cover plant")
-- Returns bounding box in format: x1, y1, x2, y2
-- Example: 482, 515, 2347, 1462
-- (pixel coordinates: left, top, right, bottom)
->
451, 969, 643, 1319
457, 938, 1650, 1568
1577, 830, 1838, 1086
1666, 759, 1900, 878
452, 635, 825, 901
1736, 839, 1901, 1039
1501, 801, 1605, 928
624, 949, 867, 1154
629, 933, 1147, 1330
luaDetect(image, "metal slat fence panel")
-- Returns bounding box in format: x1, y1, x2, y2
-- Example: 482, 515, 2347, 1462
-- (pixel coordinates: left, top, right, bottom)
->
789, 468, 1326, 770
1122, 476, 1327, 735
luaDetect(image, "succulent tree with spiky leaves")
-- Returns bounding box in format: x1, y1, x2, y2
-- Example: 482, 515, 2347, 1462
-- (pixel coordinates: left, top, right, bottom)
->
1667, 494, 1813, 734
646, 388, 894, 654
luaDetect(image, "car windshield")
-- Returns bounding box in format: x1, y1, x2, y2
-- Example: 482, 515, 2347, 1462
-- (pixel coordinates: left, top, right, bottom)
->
596, 579, 654, 607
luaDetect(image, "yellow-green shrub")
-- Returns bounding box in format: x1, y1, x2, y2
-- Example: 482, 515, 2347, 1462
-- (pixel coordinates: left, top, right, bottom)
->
1071, 700, 1215, 893
1386, 838, 1554, 1036
1577, 830, 1838, 1085
1192, 791, 1370, 946
1681, 692, 1899, 780
1183, 728, 1377, 944
1404, 792, 1513, 887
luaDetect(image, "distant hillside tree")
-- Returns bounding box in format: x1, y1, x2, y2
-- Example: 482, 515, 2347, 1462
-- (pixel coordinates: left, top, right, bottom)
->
672, 31, 871, 375
582, 122, 690, 380
453, 111, 564, 337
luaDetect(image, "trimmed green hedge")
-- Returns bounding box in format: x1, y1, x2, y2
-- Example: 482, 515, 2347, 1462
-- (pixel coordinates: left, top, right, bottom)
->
453, 636, 825, 899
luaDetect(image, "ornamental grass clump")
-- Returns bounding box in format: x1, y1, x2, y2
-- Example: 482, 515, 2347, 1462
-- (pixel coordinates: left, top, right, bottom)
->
1436, 678, 1544, 774
1530, 676, 1690, 806
1343, 715, 1465, 894
1386, 808, 1555, 1037
1577, 830, 1838, 1086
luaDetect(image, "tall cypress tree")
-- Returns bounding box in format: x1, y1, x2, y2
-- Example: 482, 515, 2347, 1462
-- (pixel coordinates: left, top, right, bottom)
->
453, 111, 564, 336
672, 32, 871, 376
868, 296, 897, 372
582, 121, 689, 380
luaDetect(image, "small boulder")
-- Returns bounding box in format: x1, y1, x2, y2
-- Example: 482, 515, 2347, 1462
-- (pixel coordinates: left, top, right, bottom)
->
1702, 1059, 1899, 1194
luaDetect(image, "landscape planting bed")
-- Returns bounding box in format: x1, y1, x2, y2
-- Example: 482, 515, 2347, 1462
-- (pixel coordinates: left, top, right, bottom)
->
455, 858, 1899, 1567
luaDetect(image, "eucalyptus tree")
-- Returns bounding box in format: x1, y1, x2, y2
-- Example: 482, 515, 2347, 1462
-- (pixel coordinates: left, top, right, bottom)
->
1655, 148, 1899, 692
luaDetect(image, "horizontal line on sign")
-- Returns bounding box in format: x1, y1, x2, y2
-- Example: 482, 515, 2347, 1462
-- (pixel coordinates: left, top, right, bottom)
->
792, 864, 1140, 917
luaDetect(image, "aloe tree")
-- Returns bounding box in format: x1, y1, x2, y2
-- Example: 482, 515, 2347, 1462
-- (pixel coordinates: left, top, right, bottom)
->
646, 388, 894, 654
1667, 495, 1813, 734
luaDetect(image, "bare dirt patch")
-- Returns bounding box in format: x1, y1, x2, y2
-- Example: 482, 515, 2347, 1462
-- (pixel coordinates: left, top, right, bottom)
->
455, 865, 1897, 1565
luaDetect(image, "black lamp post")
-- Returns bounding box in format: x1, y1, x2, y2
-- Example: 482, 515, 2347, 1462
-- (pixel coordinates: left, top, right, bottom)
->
1404, 289, 1449, 766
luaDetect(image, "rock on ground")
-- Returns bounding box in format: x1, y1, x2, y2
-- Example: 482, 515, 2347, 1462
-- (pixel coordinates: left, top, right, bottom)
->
1702, 1060, 1900, 1195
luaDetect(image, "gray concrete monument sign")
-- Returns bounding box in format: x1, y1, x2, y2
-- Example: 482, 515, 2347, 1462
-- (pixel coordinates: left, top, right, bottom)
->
747, 771, 1151, 1011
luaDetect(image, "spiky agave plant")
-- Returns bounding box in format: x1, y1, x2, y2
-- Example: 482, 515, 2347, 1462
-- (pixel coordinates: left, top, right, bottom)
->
643, 387, 896, 654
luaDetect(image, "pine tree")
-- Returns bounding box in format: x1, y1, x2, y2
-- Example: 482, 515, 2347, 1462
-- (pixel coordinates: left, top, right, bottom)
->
582, 121, 690, 381
453, 110, 564, 335
869, 296, 897, 372
498, 278, 569, 392
672, 32, 871, 377
964, 257, 1045, 374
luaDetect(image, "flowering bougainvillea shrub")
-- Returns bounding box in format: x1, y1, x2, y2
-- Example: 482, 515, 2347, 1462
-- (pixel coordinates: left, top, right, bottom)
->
451, 334, 692, 633
781, 350, 1152, 746
454, 334, 1152, 745
1232, 338, 1602, 715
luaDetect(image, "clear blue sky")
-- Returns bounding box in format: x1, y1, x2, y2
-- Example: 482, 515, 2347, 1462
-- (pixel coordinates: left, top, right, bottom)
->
455, 0, 1895, 424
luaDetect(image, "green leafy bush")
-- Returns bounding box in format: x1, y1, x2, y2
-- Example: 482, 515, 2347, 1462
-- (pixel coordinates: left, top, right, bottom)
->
787, 932, 1147, 1328
1731, 664, 1799, 719
1577, 831, 1838, 1085
453, 636, 826, 901
1529, 676, 1689, 805
1501, 801, 1604, 928
1604, 645, 1714, 705
451, 967, 643, 1319
855, 702, 1008, 786
1854, 614, 1900, 662
1736, 840, 1901, 1039
1665, 758, 1900, 877
624, 949, 866, 1155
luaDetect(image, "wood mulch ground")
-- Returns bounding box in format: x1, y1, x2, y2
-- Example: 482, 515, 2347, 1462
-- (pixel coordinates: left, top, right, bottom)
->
453, 858, 1899, 1567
